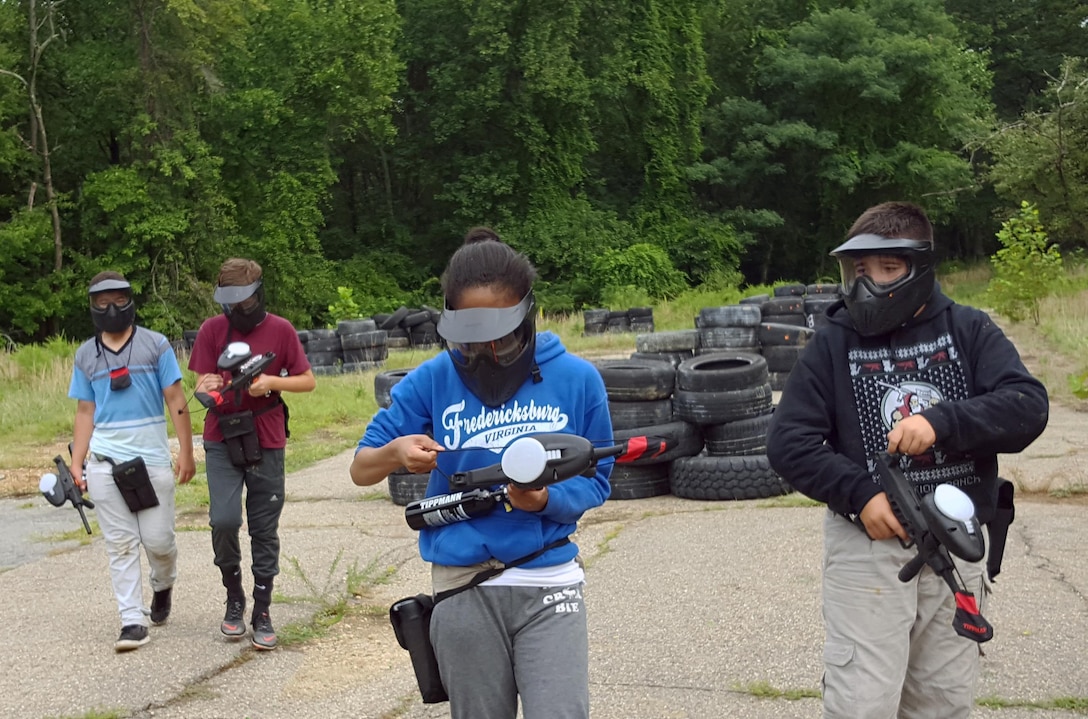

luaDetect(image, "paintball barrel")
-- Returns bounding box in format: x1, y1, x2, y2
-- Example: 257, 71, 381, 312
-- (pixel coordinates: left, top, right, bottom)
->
873, 452, 992, 642
39, 455, 95, 534
404, 433, 663, 530
195, 341, 276, 409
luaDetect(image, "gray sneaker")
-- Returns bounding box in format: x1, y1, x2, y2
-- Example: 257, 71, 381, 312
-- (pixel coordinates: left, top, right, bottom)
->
115, 624, 150, 652
221, 597, 247, 639
251, 611, 277, 650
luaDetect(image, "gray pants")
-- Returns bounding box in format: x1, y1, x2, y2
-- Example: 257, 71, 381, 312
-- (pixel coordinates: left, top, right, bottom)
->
822, 511, 987, 719
86, 457, 177, 627
430, 582, 589, 719
204, 442, 285, 579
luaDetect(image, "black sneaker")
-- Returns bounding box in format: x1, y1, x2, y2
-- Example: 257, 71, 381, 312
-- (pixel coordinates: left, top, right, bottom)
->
150, 587, 173, 625
251, 610, 277, 650
221, 597, 247, 639
115, 624, 150, 652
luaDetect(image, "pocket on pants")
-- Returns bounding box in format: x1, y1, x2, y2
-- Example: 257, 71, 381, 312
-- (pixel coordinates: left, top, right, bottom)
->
822, 641, 856, 714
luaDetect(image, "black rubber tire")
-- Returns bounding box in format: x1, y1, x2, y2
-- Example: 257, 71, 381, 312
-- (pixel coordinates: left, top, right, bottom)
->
381, 306, 411, 330
594, 360, 676, 401
307, 336, 342, 353
387, 335, 411, 349
762, 345, 805, 373
669, 454, 791, 501
804, 296, 839, 316
676, 353, 768, 392
758, 323, 815, 347
806, 283, 841, 296
612, 421, 704, 465
375, 368, 412, 408
402, 310, 431, 328
344, 345, 389, 363
340, 329, 389, 350
629, 350, 692, 367
696, 345, 760, 356
337, 319, 378, 335
608, 463, 671, 500
630, 320, 655, 333
309, 328, 339, 340
704, 412, 774, 456
699, 326, 759, 349
761, 297, 804, 315
295, 329, 310, 344
583, 308, 610, 324
584, 322, 608, 335
388, 471, 431, 506
773, 284, 807, 297
635, 330, 700, 353
627, 306, 654, 319
697, 305, 762, 328
673, 384, 773, 424
388, 327, 410, 339
608, 399, 673, 430
761, 313, 807, 327
371, 313, 393, 325
306, 350, 342, 367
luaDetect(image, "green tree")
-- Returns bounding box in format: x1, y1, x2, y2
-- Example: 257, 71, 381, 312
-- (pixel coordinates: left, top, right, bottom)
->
986, 201, 1063, 324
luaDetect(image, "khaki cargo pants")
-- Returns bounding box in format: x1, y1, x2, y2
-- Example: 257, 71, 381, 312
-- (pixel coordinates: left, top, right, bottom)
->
821, 510, 987, 719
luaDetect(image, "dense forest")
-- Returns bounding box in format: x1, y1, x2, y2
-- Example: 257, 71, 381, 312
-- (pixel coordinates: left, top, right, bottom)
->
1, 0, 1086, 341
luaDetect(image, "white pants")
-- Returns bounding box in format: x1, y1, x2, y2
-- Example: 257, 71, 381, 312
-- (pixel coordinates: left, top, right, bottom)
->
86, 457, 178, 627
821, 511, 987, 719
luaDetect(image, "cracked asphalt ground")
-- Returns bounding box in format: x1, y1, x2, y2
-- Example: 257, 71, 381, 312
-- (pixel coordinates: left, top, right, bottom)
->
1, 413, 1086, 719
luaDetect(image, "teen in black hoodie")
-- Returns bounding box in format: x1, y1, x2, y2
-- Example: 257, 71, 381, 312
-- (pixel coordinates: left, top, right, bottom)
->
767, 202, 1048, 718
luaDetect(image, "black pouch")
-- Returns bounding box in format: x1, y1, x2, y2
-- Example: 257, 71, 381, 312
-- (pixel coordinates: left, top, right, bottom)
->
112, 457, 159, 513
389, 594, 448, 704
220, 410, 263, 467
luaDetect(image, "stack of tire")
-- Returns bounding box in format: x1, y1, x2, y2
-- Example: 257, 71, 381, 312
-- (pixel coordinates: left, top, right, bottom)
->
305, 328, 343, 375
630, 329, 699, 367
337, 319, 389, 373
803, 283, 842, 329
694, 305, 761, 356
593, 359, 703, 500
583, 307, 655, 335
759, 289, 810, 390
373, 368, 431, 506
371, 306, 441, 349
668, 353, 791, 500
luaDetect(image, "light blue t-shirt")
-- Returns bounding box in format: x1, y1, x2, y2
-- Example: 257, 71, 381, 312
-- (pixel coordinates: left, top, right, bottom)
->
68, 326, 182, 467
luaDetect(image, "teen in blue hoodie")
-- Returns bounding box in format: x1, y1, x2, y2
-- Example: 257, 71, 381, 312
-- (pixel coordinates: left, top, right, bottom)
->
767, 202, 1048, 718
351, 231, 613, 719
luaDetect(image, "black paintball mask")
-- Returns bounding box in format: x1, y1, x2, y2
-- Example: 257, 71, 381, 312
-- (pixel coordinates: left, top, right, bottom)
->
214, 280, 267, 335
437, 291, 538, 407
88, 277, 136, 336
830, 234, 936, 337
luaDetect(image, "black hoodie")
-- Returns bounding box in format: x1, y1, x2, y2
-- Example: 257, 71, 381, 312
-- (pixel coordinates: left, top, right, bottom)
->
766, 287, 1049, 523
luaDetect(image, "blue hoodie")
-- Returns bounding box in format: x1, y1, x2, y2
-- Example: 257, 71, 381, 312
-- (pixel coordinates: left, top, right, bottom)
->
358, 331, 613, 568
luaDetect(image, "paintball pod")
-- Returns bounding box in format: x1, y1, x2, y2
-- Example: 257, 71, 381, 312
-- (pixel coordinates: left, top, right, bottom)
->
39, 455, 95, 534
195, 341, 276, 409
404, 432, 667, 530
873, 452, 992, 642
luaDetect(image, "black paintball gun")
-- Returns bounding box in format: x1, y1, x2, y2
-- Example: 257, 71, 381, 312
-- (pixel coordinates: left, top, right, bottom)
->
873, 452, 992, 642
195, 341, 276, 409
39, 455, 95, 534
404, 432, 669, 530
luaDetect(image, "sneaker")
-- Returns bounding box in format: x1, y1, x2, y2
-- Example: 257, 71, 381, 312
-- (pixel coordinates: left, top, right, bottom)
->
150, 587, 173, 625
251, 611, 277, 650
115, 624, 150, 652
221, 596, 247, 639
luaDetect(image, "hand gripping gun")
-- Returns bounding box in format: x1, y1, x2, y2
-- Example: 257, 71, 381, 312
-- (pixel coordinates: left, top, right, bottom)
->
195, 341, 276, 409
404, 433, 668, 530
39, 455, 95, 534
873, 452, 992, 642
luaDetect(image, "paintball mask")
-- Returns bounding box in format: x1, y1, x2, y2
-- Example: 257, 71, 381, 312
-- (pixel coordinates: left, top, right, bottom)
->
437, 291, 537, 407
88, 277, 135, 335
830, 234, 936, 337
214, 280, 266, 335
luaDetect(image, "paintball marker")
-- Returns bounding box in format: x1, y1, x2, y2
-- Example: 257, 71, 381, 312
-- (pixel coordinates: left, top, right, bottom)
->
195, 341, 276, 409
39, 455, 95, 535
404, 433, 668, 530
873, 452, 992, 642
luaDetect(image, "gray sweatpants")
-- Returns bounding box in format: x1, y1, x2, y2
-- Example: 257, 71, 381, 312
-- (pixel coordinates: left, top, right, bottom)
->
821, 511, 987, 719
86, 457, 178, 627
204, 442, 285, 579
430, 582, 589, 719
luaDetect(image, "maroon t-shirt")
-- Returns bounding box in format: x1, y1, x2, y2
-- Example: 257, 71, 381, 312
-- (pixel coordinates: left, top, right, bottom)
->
188, 313, 310, 448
